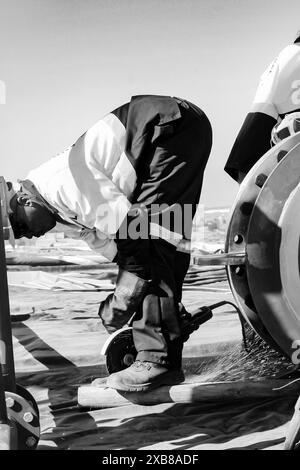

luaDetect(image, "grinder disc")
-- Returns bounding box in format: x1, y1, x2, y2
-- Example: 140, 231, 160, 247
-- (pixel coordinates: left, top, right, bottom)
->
105, 328, 137, 374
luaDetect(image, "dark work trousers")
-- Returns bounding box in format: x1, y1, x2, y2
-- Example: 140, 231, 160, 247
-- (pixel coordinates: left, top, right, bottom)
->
116, 98, 212, 368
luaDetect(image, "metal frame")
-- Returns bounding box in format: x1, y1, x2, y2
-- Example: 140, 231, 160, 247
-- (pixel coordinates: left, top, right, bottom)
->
0, 366, 11, 450
0, 202, 16, 394
0, 184, 17, 448
0, 362, 8, 425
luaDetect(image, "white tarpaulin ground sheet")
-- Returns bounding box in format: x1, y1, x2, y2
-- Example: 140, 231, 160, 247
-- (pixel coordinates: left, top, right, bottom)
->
8, 272, 297, 450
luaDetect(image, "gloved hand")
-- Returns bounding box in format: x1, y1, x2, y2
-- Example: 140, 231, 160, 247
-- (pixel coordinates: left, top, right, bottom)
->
98, 269, 151, 334
177, 303, 192, 342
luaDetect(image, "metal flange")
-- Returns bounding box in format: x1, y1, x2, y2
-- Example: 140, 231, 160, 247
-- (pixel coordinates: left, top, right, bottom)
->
5, 389, 40, 450
246, 142, 300, 359
225, 133, 300, 353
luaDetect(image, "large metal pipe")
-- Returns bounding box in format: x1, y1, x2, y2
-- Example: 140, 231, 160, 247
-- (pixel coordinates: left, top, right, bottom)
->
225, 132, 300, 359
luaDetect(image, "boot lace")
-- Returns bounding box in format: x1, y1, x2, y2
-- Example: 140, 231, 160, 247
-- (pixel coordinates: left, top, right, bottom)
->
134, 360, 152, 370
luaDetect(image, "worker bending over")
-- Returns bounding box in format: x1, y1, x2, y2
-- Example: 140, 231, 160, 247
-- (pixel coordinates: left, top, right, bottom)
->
5, 95, 212, 391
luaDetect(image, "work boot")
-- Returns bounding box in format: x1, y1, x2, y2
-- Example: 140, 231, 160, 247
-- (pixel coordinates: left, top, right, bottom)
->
106, 360, 185, 392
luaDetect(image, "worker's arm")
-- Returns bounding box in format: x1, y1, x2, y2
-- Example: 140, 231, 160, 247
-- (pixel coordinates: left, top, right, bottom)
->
225, 44, 300, 182
225, 112, 277, 182
79, 229, 118, 261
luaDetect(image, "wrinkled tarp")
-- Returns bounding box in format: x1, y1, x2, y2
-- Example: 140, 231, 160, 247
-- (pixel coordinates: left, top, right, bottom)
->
7, 266, 227, 291
8, 278, 296, 450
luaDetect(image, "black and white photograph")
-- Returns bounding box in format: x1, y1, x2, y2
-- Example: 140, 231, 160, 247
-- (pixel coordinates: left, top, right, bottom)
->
1, 0, 300, 455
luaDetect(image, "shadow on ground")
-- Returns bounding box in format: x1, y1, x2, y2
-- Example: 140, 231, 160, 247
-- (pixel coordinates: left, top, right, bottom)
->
11, 322, 295, 450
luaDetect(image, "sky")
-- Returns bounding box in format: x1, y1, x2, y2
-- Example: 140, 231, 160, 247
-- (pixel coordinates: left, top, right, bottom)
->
1, 0, 300, 207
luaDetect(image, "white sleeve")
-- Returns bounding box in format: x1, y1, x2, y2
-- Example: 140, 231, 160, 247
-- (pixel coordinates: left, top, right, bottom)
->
79, 229, 117, 261
251, 56, 280, 119
251, 44, 300, 119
